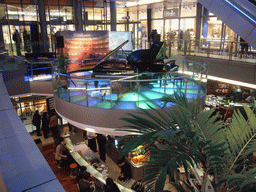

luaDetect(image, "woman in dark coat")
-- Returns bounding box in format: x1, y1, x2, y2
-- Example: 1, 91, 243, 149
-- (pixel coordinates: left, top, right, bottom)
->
41, 112, 49, 138
104, 177, 120, 192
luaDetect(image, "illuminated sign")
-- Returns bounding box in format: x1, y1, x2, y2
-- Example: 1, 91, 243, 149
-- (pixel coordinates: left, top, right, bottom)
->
164, 8, 179, 18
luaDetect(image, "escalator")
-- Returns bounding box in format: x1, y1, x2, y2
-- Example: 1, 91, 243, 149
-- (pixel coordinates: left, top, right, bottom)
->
198, 0, 256, 48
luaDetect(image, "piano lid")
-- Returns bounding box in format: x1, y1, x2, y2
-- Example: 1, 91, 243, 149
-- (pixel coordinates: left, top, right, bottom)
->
96, 40, 129, 66
127, 42, 164, 65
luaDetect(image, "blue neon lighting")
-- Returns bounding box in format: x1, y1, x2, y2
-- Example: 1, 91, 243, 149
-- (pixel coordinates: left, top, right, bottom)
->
27, 66, 52, 71
225, 0, 256, 25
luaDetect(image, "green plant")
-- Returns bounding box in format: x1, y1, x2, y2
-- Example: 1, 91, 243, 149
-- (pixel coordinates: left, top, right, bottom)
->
118, 92, 256, 192
57, 52, 70, 74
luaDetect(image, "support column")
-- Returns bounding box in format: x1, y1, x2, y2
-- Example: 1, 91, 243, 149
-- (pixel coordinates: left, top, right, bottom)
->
0, 24, 4, 50
195, 3, 203, 50
110, 0, 116, 31
202, 7, 209, 39
73, 0, 83, 31
147, 8, 152, 42
77, 0, 83, 30
202, 7, 209, 48
38, 0, 49, 52
125, 11, 129, 31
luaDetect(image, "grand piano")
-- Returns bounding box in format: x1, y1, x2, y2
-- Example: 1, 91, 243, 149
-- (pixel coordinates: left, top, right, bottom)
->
92, 41, 176, 75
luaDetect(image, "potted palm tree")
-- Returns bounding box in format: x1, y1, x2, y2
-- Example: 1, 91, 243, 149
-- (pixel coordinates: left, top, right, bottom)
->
118, 92, 256, 192
56, 52, 70, 89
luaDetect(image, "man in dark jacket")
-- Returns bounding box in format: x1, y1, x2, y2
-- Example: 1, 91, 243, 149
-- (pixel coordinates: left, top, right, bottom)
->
96, 134, 107, 162
33, 110, 41, 136
12, 27, 22, 56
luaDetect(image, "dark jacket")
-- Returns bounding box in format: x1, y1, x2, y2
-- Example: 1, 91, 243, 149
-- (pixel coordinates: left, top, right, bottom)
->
78, 179, 94, 192
33, 113, 41, 126
42, 115, 49, 130
13, 30, 21, 44
105, 183, 121, 192
121, 162, 132, 179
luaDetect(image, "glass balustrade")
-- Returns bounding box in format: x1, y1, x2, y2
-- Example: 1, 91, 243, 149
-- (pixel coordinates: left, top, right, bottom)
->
165, 39, 256, 61
53, 57, 207, 110
0, 51, 26, 72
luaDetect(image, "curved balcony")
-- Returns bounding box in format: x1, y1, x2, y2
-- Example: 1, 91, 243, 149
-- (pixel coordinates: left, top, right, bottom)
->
53, 57, 207, 135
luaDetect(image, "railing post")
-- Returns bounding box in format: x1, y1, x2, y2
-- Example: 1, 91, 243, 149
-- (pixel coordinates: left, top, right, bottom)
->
207, 41, 210, 58
56, 72, 60, 98
197, 80, 202, 100
185, 78, 188, 97
67, 74, 71, 102
169, 40, 172, 57
229, 42, 233, 61
67, 85, 70, 102
31, 62, 33, 80
137, 81, 140, 107
188, 40, 191, 55
163, 76, 167, 96
184, 40, 187, 56
85, 80, 88, 107
183, 59, 185, 74
110, 81, 113, 109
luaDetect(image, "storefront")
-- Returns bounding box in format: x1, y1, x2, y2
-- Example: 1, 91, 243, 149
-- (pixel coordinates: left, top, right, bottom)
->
1, 1, 255, 57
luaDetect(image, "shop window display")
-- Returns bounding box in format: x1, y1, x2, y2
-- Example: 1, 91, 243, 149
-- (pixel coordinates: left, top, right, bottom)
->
151, 20, 164, 40
180, 1, 197, 17
117, 24, 126, 31
129, 10, 138, 22
7, 4, 22, 20
180, 18, 195, 38
165, 19, 179, 45
152, 6, 163, 19
117, 7, 126, 21
21, 4, 37, 21
46, 5, 73, 22
11, 96, 47, 133
139, 9, 147, 20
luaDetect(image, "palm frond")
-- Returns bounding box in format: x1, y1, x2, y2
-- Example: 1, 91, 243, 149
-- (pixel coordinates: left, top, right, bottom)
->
226, 106, 256, 170
238, 178, 256, 192
226, 174, 247, 186
154, 164, 168, 192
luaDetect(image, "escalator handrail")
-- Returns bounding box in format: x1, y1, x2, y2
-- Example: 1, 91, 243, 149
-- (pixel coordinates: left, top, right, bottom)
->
225, 0, 256, 25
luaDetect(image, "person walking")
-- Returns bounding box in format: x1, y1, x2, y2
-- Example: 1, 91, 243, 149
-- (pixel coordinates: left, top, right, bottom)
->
41, 112, 49, 138
12, 27, 22, 56
50, 111, 58, 137
33, 110, 41, 136
96, 134, 107, 162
